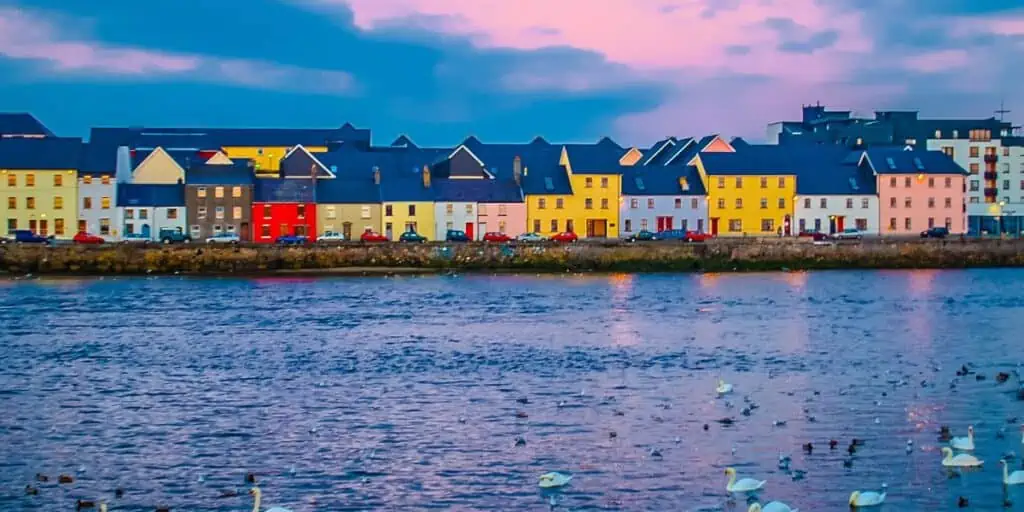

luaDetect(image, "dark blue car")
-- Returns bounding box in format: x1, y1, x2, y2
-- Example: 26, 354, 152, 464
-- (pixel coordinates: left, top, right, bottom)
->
13, 230, 50, 244
275, 234, 308, 245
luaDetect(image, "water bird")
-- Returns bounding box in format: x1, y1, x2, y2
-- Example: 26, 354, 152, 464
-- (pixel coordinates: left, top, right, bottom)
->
703, 424, 710, 431
245, 472, 257, 484
650, 448, 663, 458
249, 487, 292, 512
772, 420, 787, 427
939, 425, 953, 441
849, 484, 887, 508
716, 418, 736, 426
998, 372, 1011, 383
802, 442, 813, 454
219, 489, 240, 498
538, 472, 572, 489
843, 458, 854, 468
514, 436, 527, 447
609, 431, 617, 439
515, 411, 529, 418
906, 440, 913, 454
941, 447, 983, 467
25, 485, 38, 495
516, 397, 529, 404
778, 453, 791, 470
1002, 459, 1024, 485
958, 496, 969, 508
35, 473, 48, 482
76, 499, 95, 509
58, 474, 74, 484
674, 436, 681, 444
950, 426, 975, 451
748, 501, 797, 512
956, 365, 971, 376
100, 505, 107, 512
724, 467, 766, 493
790, 469, 806, 481
829, 439, 838, 450
717, 379, 733, 395
115, 488, 124, 499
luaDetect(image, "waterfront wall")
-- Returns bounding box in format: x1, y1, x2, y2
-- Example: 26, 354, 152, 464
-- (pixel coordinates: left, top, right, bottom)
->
4, 239, 1024, 275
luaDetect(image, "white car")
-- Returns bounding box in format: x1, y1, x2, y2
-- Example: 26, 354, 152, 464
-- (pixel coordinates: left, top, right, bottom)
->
206, 232, 240, 244
316, 231, 346, 243
833, 228, 864, 240
516, 232, 547, 242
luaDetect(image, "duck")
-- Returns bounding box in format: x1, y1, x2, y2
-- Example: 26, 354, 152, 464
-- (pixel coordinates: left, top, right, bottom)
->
538, 472, 573, 489
941, 447, 983, 467
724, 467, 766, 493
950, 426, 975, 451
58, 474, 74, 484
716, 379, 733, 395
748, 501, 797, 512
76, 499, 95, 509
849, 485, 887, 508
1002, 459, 1024, 485
249, 487, 293, 512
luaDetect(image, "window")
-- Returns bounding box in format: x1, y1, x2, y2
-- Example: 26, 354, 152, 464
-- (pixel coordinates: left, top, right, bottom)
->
935, 130, 942, 138
969, 163, 979, 174
845, 198, 853, 209
263, 205, 272, 218
735, 177, 743, 188
819, 198, 827, 208
550, 219, 558, 232
970, 197, 979, 204
498, 205, 507, 216
6, 174, 15, 186
139, 209, 147, 220
928, 217, 935, 228
778, 198, 785, 209
890, 197, 897, 208
1004, 180, 1011, 190
855, 218, 867, 231
25, 174, 34, 187
927, 197, 935, 208
585, 177, 593, 188
760, 177, 768, 188
760, 197, 768, 209
298, 205, 307, 218
99, 218, 110, 235
798, 219, 806, 232
233, 206, 242, 219
904, 218, 912, 230
167, 208, 178, 220
479, 204, 488, 215
326, 206, 337, 219
904, 177, 911, 187
728, 219, 742, 232
690, 198, 698, 209
197, 187, 207, 198
944, 177, 952, 188
232, 186, 242, 198
533, 219, 541, 232
717, 198, 725, 209
83, 197, 92, 209
680, 219, 688, 231
446, 221, 454, 230
465, 204, 473, 214
6, 197, 14, 209
54, 219, 64, 236
555, 198, 564, 209
889, 218, 897, 230
125, 209, 135, 220
124, 223, 134, 235
77, 220, 86, 233
904, 198, 912, 208
803, 198, 811, 208
630, 198, 638, 209
944, 197, 952, 208
101, 176, 110, 185
198, 207, 207, 219
1004, 147, 1010, 157
277, 224, 287, 236
970, 146, 979, 158
927, 177, 934, 188
101, 197, 110, 209
761, 219, 774, 232
26, 197, 35, 209
585, 198, 593, 209
538, 198, 546, 210
601, 198, 609, 210
600, 177, 608, 188
53, 174, 62, 187
814, 219, 821, 231
445, 203, 454, 214
945, 217, 952, 229
361, 206, 371, 219
647, 198, 655, 209
624, 219, 632, 232
674, 198, 682, 209
942, 147, 954, 158
778, 177, 786, 188
717, 177, 725, 189
889, 177, 897, 187
861, 198, 869, 209
970, 181, 979, 191
261, 225, 271, 237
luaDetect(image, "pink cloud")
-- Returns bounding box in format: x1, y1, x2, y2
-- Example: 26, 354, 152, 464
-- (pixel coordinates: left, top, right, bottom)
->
903, 50, 969, 74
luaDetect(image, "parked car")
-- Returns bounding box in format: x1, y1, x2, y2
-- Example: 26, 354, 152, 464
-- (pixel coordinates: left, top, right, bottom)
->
626, 230, 657, 242
13, 230, 50, 244
550, 231, 578, 243
682, 231, 712, 242
360, 230, 388, 243
833, 228, 864, 240
159, 228, 191, 244
516, 232, 546, 243
276, 234, 308, 245
656, 229, 711, 242
483, 232, 512, 243
72, 232, 104, 245
205, 232, 240, 244
122, 233, 150, 244
445, 229, 471, 242
399, 230, 427, 243
316, 231, 346, 244
921, 227, 950, 239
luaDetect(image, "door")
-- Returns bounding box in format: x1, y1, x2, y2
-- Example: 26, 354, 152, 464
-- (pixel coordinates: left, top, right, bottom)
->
141, 224, 151, 238
836, 216, 845, 232
385, 222, 393, 240
586, 219, 607, 238
39, 220, 48, 236
828, 217, 837, 234
566, 219, 575, 233
342, 222, 352, 240
697, 219, 704, 233
465, 222, 474, 240
240, 222, 250, 241
656, 216, 673, 231
710, 218, 719, 235
29, 219, 37, 233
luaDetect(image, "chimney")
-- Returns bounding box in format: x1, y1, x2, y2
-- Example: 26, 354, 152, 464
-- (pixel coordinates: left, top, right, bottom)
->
422, 165, 431, 188
372, 166, 380, 185
513, 156, 522, 185
115, 145, 133, 184
679, 177, 689, 191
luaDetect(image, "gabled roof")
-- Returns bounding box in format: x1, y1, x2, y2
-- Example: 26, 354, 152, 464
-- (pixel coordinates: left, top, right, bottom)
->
316, 150, 384, 204
116, 183, 185, 207
642, 137, 680, 165
862, 148, 968, 175
730, 137, 751, 149
186, 161, 255, 186
561, 143, 631, 174
253, 178, 316, 203
390, 135, 417, 148
530, 136, 549, 146
662, 137, 698, 165
0, 137, 83, 169
377, 147, 452, 202
621, 165, 706, 196
792, 147, 878, 195
280, 144, 334, 178
131, 147, 195, 170
697, 145, 799, 175
0, 113, 54, 137
596, 136, 622, 150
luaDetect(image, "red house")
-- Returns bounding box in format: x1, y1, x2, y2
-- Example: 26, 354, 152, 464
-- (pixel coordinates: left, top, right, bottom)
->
251, 145, 334, 243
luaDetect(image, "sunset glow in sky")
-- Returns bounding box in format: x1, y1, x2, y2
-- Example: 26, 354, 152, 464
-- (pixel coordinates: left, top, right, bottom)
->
1, 0, 1021, 144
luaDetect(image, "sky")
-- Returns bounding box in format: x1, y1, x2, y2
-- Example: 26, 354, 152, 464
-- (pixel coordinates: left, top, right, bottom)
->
0, 0, 1021, 146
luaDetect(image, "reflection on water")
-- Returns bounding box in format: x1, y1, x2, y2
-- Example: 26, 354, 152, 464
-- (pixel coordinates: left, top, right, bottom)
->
1, 270, 1024, 511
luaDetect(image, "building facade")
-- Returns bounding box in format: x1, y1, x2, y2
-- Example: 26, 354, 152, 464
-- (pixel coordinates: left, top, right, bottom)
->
694, 148, 796, 236
116, 184, 187, 240
863, 149, 967, 235
0, 137, 82, 238
619, 168, 708, 235
185, 162, 255, 240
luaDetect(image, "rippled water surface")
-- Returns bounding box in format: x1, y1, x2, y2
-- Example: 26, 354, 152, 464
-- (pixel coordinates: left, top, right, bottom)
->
2, 270, 1024, 511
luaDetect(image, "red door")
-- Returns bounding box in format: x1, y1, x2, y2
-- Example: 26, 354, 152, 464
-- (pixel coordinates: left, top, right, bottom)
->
837, 216, 845, 232
710, 218, 719, 235
656, 216, 674, 231
465, 222, 474, 240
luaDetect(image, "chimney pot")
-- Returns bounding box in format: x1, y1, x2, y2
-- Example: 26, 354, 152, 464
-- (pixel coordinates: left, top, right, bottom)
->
373, 166, 381, 185
422, 165, 431, 188
513, 156, 522, 186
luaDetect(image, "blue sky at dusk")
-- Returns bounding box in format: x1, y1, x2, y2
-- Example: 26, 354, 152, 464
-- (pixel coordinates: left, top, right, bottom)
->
0, 0, 1021, 145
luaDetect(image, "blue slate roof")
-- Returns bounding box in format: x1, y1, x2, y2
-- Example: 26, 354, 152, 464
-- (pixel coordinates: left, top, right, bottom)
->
466, 143, 568, 195
863, 148, 968, 175
186, 161, 255, 186
697, 145, 796, 174
116, 183, 185, 207
562, 143, 630, 174
315, 149, 384, 204
379, 148, 450, 202
254, 178, 316, 203
432, 177, 523, 203
0, 113, 54, 137
730, 137, 751, 149
132, 148, 197, 170
792, 148, 878, 195
641, 137, 687, 165
621, 165, 706, 196
0, 137, 83, 170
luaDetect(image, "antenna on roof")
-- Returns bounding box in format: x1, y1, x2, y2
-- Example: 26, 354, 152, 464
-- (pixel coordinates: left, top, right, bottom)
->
995, 99, 1011, 122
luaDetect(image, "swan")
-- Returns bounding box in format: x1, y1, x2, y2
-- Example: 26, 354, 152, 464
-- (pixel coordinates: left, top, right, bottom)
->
950, 425, 975, 451
941, 447, 983, 467
716, 379, 734, 395
249, 487, 293, 512
1003, 459, 1024, 485
100, 505, 107, 512
749, 501, 797, 512
849, 486, 887, 507
538, 472, 572, 489
724, 467, 765, 493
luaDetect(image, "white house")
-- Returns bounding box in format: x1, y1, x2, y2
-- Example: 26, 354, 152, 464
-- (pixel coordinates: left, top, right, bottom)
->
793, 154, 880, 234
116, 184, 187, 240
619, 168, 708, 236
77, 172, 117, 240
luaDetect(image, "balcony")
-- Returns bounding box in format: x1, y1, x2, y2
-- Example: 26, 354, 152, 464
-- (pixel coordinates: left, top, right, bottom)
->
984, 187, 998, 197
984, 154, 999, 163
984, 171, 998, 180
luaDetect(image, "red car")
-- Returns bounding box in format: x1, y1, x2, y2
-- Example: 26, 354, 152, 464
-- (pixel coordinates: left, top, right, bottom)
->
482, 232, 512, 243
799, 231, 831, 242
72, 232, 104, 245
359, 230, 388, 243
683, 231, 712, 242
550, 231, 578, 243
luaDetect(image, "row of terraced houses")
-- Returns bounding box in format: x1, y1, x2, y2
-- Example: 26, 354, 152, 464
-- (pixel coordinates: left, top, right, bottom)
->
1, 108, 1020, 242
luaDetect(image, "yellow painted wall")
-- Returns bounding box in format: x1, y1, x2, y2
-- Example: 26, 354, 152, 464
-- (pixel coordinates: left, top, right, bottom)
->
133, 148, 184, 184
695, 157, 795, 236
222, 146, 328, 173
1, 169, 78, 238
317, 203, 381, 239
382, 201, 435, 240
525, 194, 573, 236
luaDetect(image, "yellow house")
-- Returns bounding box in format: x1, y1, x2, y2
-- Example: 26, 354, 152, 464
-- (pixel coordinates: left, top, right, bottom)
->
0, 138, 83, 238
380, 165, 436, 240
131, 147, 186, 184
555, 144, 622, 238
316, 166, 383, 240
694, 148, 796, 236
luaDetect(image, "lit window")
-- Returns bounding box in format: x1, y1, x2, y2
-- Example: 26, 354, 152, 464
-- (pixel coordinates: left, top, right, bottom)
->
101, 176, 110, 185
361, 206, 371, 219
25, 174, 35, 187
167, 208, 178, 220
498, 205, 507, 216
601, 177, 608, 188
232, 186, 242, 198
7, 196, 15, 209
215, 207, 225, 219
446, 203, 453, 214
198, 207, 207, 219
479, 204, 488, 214
26, 197, 35, 209
6, 174, 15, 186
53, 174, 63, 187
101, 197, 110, 209
54, 219, 64, 235
465, 204, 473, 214
555, 198, 564, 209
197, 187, 207, 198
647, 199, 655, 209
215, 187, 224, 198
53, 196, 63, 209
233, 206, 242, 219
